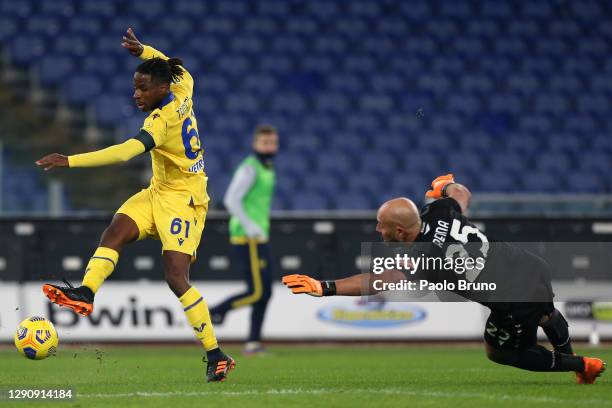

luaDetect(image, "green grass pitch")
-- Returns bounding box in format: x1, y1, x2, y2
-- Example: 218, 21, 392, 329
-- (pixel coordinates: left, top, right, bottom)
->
1, 344, 610, 407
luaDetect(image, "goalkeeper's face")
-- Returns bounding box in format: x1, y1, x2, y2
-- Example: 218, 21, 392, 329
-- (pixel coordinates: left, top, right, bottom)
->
133, 72, 169, 112
376, 219, 401, 242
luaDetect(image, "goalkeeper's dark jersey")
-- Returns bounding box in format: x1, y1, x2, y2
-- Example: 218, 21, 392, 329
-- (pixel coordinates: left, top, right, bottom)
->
413, 198, 553, 305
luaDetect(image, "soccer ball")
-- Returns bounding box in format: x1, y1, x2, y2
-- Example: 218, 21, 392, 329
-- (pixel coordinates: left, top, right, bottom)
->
14, 316, 59, 360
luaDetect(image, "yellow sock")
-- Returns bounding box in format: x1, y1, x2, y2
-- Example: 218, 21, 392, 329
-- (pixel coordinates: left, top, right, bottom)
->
81, 247, 119, 293
179, 286, 218, 351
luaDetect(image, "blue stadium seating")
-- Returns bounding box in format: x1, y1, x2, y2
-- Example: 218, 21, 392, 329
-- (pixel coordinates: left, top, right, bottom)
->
2, 0, 611, 210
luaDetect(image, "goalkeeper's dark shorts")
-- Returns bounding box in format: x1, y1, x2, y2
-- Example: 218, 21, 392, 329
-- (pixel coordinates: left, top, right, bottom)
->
484, 302, 555, 350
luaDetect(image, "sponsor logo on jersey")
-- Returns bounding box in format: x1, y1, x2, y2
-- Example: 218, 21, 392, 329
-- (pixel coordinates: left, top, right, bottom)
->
317, 300, 426, 328
176, 96, 191, 119
187, 156, 205, 173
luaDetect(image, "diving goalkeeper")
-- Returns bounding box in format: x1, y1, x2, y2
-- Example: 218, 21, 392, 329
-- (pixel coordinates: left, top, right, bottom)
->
283, 174, 606, 384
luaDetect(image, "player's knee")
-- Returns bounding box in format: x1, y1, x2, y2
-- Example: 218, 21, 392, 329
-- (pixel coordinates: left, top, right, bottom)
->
100, 226, 123, 248
101, 221, 137, 248
165, 270, 189, 297
485, 345, 517, 366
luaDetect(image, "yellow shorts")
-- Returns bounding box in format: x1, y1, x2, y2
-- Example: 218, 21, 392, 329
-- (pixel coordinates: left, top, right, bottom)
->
116, 186, 208, 260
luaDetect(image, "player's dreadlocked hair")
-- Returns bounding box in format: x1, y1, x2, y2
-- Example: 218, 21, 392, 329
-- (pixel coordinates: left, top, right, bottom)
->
136, 57, 184, 85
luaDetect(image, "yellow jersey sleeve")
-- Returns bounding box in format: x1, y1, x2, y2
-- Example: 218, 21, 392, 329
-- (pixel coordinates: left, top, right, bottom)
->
139, 45, 169, 61
142, 111, 168, 147
68, 139, 145, 168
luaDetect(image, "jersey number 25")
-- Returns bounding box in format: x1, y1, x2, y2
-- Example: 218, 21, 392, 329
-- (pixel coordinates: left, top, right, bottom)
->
445, 219, 489, 282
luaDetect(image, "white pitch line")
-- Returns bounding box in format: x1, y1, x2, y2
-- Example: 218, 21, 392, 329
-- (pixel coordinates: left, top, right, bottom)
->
78, 388, 612, 405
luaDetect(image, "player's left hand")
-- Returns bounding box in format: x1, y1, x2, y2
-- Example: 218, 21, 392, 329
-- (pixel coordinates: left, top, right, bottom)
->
121, 27, 144, 56
36, 154, 69, 171
282, 274, 323, 297
425, 173, 455, 199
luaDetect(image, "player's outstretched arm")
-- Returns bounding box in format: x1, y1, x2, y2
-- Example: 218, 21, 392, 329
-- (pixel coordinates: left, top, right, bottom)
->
121, 27, 192, 92
36, 138, 146, 170
444, 183, 471, 213
425, 173, 471, 213
121, 27, 168, 61
282, 270, 406, 297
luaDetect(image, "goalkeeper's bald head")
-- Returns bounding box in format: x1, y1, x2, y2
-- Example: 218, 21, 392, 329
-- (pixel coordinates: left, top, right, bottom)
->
376, 198, 421, 242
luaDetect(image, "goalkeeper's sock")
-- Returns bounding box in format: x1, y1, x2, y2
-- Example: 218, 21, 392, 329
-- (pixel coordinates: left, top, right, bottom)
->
513, 345, 585, 372
541, 309, 573, 354
179, 286, 219, 352
81, 247, 119, 293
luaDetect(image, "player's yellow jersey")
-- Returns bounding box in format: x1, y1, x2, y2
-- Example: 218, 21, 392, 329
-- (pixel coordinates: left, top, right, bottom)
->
139, 45, 208, 206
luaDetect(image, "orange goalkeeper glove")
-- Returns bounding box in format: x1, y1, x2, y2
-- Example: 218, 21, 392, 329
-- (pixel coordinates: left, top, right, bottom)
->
425, 173, 455, 199
282, 274, 337, 297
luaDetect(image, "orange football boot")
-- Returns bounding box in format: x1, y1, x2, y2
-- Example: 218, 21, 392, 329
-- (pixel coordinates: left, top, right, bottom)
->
577, 357, 606, 384
42, 281, 94, 317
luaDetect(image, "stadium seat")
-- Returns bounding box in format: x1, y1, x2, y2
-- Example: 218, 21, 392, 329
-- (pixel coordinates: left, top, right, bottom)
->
39, 0, 75, 17
448, 152, 486, 175
521, 172, 562, 193
360, 153, 397, 179
303, 175, 341, 197
0, 17, 18, 43
291, 192, 331, 210
346, 174, 384, 197
0, 0, 32, 17
67, 17, 103, 35
314, 92, 352, 113
316, 152, 353, 176
94, 94, 135, 128
520, 2, 553, 18
4, 0, 612, 210
476, 171, 518, 192
36, 55, 75, 87
391, 174, 430, 199
447, 93, 483, 115
81, 0, 116, 18
54, 34, 91, 57
25, 16, 61, 36
566, 172, 605, 193
276, 153, 312, 176
334, 192, 373, 210
63, 75, 103, 105
7, 35, 47, 67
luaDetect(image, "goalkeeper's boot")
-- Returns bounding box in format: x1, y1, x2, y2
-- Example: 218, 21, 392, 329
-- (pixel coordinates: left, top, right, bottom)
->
576, 357, 606, 384
42, 280, 94, 317
205, 353, 236, 382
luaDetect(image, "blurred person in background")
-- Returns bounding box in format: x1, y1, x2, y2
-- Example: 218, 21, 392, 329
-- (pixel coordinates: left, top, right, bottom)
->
210, 125, 278, 355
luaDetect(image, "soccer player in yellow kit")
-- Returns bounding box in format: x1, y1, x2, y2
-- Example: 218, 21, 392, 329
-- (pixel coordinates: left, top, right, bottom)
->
35, 28, 235, 382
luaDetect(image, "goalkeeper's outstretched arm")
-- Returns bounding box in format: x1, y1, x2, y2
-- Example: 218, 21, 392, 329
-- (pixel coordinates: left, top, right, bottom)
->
282, 270, 406, 297
425, 173, 472, 213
